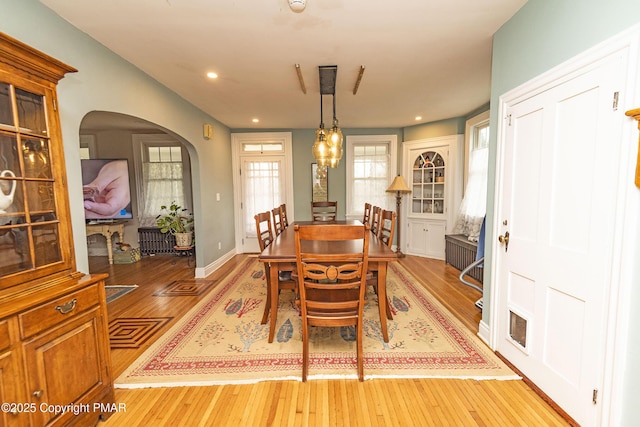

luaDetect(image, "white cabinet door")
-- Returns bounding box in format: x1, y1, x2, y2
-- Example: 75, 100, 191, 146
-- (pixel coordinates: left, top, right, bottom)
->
406, 219, 446, 259
406, 219, 428, 255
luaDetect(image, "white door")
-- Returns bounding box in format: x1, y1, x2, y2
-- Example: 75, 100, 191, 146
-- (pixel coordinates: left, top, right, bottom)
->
240, 157, 285, 253
494, 51, 626, 426
232, 133, 294, 253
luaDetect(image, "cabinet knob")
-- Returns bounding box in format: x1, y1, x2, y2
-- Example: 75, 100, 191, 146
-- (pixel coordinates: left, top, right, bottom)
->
33, 389, 43, 398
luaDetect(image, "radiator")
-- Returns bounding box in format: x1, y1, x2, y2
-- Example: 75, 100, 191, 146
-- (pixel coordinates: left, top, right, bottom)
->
445, 234, 483, 284
138, 227, 176, 256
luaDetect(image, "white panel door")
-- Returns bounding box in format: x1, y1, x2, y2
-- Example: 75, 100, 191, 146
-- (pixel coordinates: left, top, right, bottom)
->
495, 51, 626, 426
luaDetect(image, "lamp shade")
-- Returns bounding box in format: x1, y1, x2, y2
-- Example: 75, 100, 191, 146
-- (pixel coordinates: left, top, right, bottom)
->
386, 175, 411, 193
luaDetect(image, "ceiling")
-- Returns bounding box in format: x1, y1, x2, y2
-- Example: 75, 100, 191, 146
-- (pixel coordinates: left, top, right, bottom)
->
42, 0, 527, 130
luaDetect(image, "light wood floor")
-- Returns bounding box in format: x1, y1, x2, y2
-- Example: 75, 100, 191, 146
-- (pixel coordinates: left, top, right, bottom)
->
94, 253, 572, 427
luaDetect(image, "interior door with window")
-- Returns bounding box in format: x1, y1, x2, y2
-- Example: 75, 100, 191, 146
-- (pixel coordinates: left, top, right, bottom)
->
240, 158, 285, 253
232, 132, 294, 254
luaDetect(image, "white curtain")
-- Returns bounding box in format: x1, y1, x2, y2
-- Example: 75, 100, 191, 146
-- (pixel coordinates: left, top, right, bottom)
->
139, 162, 185, 227
454, 146, 488, 241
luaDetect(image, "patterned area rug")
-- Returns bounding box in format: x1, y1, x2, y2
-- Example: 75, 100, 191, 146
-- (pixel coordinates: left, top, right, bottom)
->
115, 258, 518, 387
105, 285, 138, 303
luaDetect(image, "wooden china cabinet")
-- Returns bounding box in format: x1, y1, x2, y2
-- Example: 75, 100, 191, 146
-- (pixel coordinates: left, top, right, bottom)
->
0, 33, 114, 426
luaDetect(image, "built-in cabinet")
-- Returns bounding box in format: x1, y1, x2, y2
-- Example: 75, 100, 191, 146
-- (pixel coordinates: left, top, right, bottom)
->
402, 136, 463, 260
0, 33, 114, 426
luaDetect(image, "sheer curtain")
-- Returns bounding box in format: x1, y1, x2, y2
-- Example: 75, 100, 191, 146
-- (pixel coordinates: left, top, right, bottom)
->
455, 118, 489, 241
139, 162, 185, 226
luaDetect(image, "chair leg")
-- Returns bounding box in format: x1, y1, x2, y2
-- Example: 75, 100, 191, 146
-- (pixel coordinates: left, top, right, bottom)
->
302, 321, 309, 382
357, 319, 364, 381
261, 265, 271, 325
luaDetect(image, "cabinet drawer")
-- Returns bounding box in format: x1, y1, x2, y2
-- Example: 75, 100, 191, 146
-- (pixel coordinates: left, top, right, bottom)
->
18, 285, 100, 339
0, 320, 9, 351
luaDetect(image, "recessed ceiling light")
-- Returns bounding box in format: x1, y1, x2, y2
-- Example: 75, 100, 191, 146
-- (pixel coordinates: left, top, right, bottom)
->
252, 118, 259, 123
206, 72, 218, 79
415, 116, 422, 121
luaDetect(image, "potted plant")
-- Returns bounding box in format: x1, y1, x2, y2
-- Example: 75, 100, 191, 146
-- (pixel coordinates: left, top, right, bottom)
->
156, 201, 194, 247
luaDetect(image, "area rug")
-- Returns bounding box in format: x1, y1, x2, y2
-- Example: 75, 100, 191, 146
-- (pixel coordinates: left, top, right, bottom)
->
105, 285, 138, 303
115, 258, 518, 388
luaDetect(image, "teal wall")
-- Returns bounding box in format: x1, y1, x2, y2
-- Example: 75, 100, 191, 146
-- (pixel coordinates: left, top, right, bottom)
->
0, 0, 235, 272
490, 1, 640, 424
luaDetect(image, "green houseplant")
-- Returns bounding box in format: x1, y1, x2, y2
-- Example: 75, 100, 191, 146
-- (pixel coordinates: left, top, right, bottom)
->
156, 201, 194, 247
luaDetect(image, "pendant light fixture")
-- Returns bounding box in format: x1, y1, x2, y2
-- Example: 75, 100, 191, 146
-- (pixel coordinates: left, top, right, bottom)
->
312, 65, 343, 168
311, 86, 331, 167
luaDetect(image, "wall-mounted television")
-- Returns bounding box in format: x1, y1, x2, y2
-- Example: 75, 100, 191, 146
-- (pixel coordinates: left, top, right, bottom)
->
81, 159, 133, 221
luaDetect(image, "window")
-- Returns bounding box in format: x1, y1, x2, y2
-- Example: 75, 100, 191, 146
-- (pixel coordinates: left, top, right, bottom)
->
133, 135, 191, 227
346, 135, 397, 219
454, 111, 489, 240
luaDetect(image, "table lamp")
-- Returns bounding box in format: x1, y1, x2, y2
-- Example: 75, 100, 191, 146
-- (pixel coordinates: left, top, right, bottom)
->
386, 175, 412, 257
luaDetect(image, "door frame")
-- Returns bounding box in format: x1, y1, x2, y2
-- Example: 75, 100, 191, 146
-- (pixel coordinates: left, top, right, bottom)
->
231, 132, 294, 253
489, 26, 640, 425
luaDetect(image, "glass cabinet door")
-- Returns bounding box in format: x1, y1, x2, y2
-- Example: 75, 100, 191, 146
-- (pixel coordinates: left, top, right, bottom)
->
0, 83, 62, 278
411, 150, 446, 215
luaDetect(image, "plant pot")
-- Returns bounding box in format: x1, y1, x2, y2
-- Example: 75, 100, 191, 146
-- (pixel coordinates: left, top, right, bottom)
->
175, 232, 193, 247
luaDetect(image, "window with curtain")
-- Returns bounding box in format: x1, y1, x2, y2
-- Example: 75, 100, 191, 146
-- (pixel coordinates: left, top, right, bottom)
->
346, 135, 397, 218
133, 135, 191, 227
454, 113, 489, 241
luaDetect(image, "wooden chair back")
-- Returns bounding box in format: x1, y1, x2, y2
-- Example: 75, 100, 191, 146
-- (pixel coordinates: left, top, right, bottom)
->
311, 201, 338, 222
363, 203, 372, 226
279, 203, 289, 228
378, 209, 396, 248
370, 206, 382, 235
272, 207, 284, 236
294, 223, 370, 381
254, 211, 274, 251
256, 210, 297, 325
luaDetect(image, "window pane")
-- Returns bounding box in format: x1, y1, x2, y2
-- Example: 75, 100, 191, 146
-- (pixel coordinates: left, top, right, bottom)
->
0, 83, 13, 128
350, 143, 391, 213
15, 88, 46, 136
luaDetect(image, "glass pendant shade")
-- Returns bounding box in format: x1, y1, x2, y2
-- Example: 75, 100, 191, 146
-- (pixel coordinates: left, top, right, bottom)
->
326, 119, 343, 168
312, 127, 331, 167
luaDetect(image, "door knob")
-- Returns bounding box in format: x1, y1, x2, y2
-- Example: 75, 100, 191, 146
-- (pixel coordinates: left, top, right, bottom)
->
498, 231, 510, 252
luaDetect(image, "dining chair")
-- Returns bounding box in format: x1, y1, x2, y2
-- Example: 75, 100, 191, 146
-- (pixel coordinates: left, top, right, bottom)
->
368, 209, 396, 320
272, 206, 284, 236
362, 202, 372, 226
294, 223, 370, 381
370, 205, 381, 235
279, 203, 289, 228
254, 211, 297, 325
311, 201, 338, 222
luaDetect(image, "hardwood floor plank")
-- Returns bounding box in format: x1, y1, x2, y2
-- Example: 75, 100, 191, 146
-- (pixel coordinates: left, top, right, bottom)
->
94, 253, 570, 426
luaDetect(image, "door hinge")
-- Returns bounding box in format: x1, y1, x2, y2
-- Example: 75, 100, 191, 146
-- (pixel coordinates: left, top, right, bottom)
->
612, 92, 619, 111
592, 389, 598, 405
506, 114, 512, 126
52, 98, 57, 112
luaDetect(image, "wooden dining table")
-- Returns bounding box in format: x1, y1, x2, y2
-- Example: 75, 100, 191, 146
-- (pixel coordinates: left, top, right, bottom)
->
258, 220, 398, 343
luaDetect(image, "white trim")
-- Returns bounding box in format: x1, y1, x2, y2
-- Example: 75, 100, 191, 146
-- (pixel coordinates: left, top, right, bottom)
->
345, 134, 397, 220
195, 248, 237, 279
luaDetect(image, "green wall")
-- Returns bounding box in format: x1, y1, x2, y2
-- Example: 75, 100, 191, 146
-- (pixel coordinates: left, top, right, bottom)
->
490, 1, 640, 424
